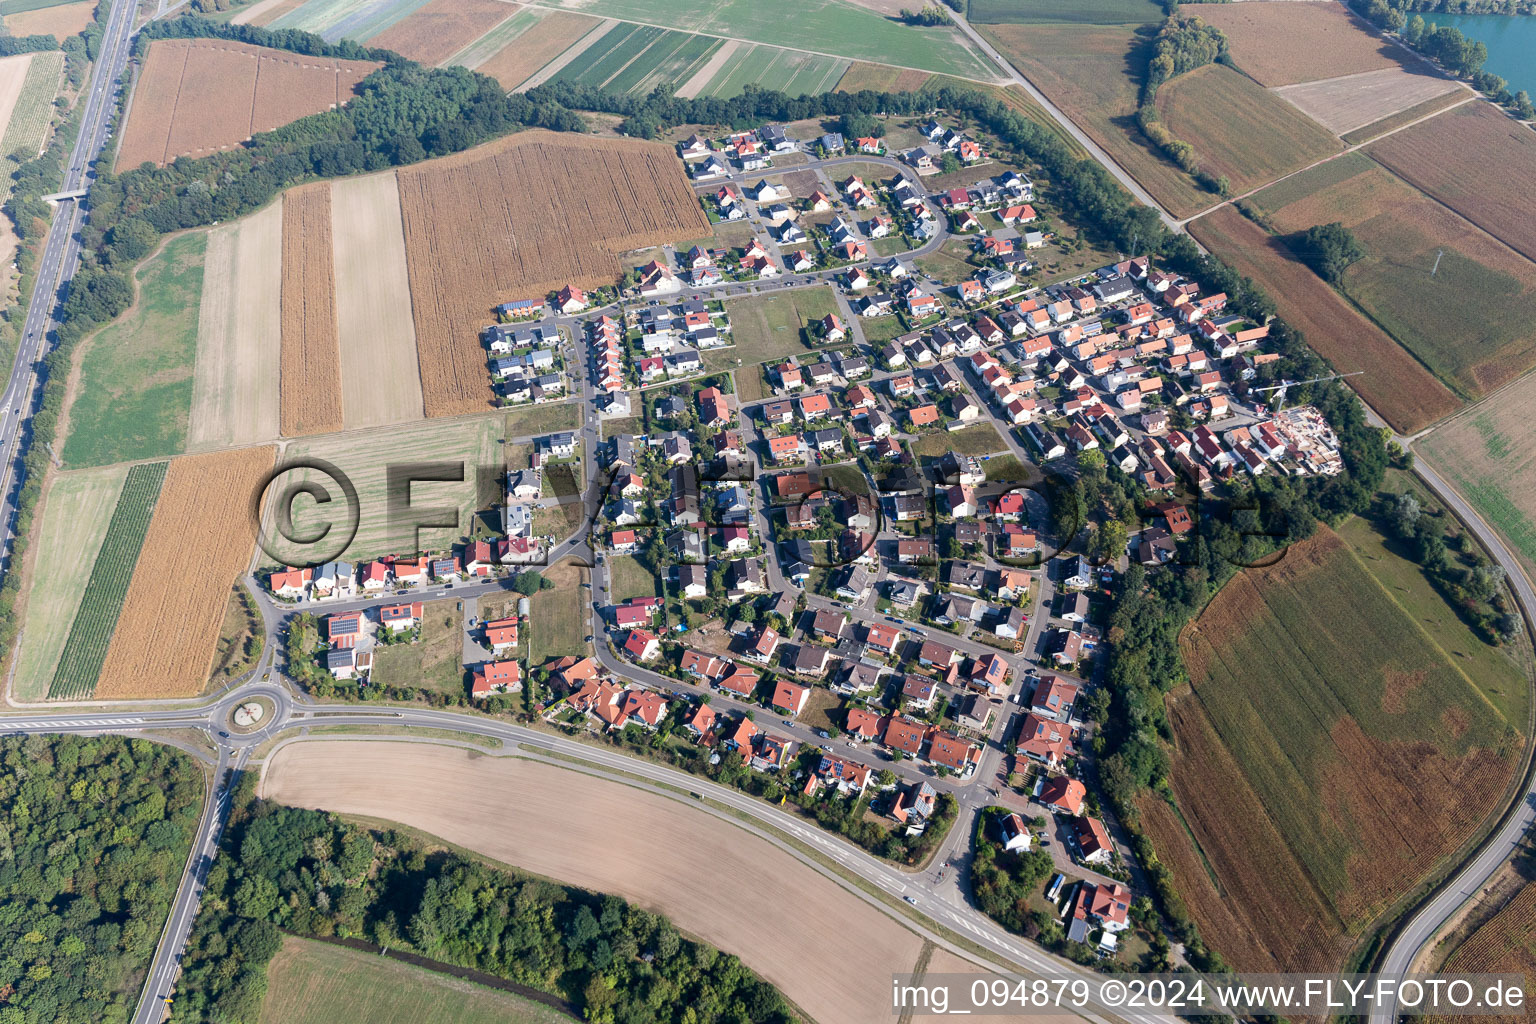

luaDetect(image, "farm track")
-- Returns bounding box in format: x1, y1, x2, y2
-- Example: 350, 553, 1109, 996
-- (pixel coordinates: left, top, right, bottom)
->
279, 183, 343, 436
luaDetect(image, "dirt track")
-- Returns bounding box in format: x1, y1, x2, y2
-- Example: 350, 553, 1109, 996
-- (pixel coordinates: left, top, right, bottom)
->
263, 740, 928, 1024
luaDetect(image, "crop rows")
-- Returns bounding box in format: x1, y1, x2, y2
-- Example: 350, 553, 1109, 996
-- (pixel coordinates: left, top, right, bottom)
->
553, 23, 665, 89
47, 461, 167, 699
395, 131, 708, 416
0, 51, 61, 160
280, 182, 343, 436
610, 31, 721, 96
95, 447, 276, 700
365, 0, 513, 67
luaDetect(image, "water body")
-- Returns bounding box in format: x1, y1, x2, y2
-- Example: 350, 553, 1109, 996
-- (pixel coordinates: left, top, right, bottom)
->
1420, 11, 1536, 95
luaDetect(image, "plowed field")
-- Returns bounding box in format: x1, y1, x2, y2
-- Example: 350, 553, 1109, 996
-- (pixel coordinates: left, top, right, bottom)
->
94, 446, 276, 699
116, 39, 379, 170
1158, 527, 1522, 971
280, 183, 342, 436
395, 130, 707, 416
367, 0, 516, 66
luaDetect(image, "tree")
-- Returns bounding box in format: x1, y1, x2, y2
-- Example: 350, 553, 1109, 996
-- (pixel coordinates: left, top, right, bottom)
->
939, 151, 961, 174
1093, 518, 1129, 564
1296, 222, 1364, 283
1390, 493, 1421, 538
513, 571, 544, 595
875, 769, 897, 787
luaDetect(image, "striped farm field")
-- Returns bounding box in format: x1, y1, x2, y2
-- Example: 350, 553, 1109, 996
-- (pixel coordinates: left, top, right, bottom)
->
94, 446, 277, 700
0, 50, 61, 159
836, 61, 931, 93
268, 0, 431, 40
445, 4, 541, 69
694, 42, 850, 98
552, 23, 724, 94
46, 461, 167, 700
280, 182, 343, 436
365, 0, 516, 66
472, 9, 600, 88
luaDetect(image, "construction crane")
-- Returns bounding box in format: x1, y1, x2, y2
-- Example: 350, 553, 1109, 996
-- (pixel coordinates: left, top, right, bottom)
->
1251, 371, 1363, 410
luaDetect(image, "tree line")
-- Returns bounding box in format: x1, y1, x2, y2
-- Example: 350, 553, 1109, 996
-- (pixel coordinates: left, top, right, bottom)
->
1135, 12, 1233, 196
0, 735, 203, 1024
176, 779, 798, 1024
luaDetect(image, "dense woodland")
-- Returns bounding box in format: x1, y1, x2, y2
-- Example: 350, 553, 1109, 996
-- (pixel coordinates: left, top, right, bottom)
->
177, 780, 797, 1024
0, 736, 203, 1024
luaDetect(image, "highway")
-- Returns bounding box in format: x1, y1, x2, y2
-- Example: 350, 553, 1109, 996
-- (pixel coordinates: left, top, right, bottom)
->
0, 0, 137, 567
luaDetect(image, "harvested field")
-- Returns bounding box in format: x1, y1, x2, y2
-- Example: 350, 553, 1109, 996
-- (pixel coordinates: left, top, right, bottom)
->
267, 415, 502, 563
47, 462, 167, 700
232, 0, 302, 25
280, 183, 342, 436
1420, 373, 1536, 584
977, 23, 1210, 218
95, 447, 276, 700
12, 465, 129, 702
262, 741, 928, 1024
1368, 101, 1536, 264
115, 38, 379, 170
0, 53, 40, 167
1249, 153, 1536, 397
1274, 66, 1462, 136
260, 935, 575, 1024
190, 201, 282, 450
1340, 88, 1469, 146
477, 10, 601, 89
1164, 526, 1522, 970
1439, 882, 1536, 1024
1156, 64, 1341, 197
395, 131, 706, 417
0, 50, 62, 160
836, 60, 931, 93
1188, 205, 1458, 433
366, 0, 515, 66
3, 0, 93, 39
331, 170, 422, 428
1195, 1, 1402, 87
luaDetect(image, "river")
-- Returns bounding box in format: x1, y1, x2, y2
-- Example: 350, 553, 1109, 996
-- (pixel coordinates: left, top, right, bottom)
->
1420, 11, 1536, 95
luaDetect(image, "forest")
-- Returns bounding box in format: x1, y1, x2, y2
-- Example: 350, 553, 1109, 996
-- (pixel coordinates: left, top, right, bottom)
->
0, 736, 203, 1024
176, 781, 797, 1024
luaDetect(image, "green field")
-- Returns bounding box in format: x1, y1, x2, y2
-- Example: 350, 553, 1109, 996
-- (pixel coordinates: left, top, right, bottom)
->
448, 6, 543, 68
270, 414, 503, 563
539, 0, 1000, 78
14, 464, 130, 701
269, 0, 433, 40
695, 43, 851, 98
505, 401, 580, 440
1173, 525, 1523, 938
0, 50, 61, 158
47, 461, 167, 700
0, 0, 79, 14
529, 558, 590, 664
260, 935, 575, 1024
705, 286, 842, 370
607, 553, 660, 604
63, 232, 205, 469
911, 422, 1006, 457
371, 598, 468, 696
967, 0, 1164, 25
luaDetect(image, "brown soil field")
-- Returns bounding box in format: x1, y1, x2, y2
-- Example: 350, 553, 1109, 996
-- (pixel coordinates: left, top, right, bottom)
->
395, 130, 707, 417
4, 0, 95, 40
115, 39, 380, 170
331, 170, 423, 428
189, 201, 282, 450
1440, 882, 1536, 1023
1274, 65, 1462, 136
1164, 527, 1522, 970
475, 10, 601, 90
1341, 88, 1469, 145
368, 0, 516, 66
1156, 64, 1341, 196
95, 445, 276, 699
978, 22, 1210, 218
1188, 205, 1458, 433
280, 183, 343, 437
1249, 153, 1536, 396
1368, 101, 1536, 264
262, 741, 928, 1024
1195, 1, 1403, 87
836, 60, 932, 93
233, 0, 302, 26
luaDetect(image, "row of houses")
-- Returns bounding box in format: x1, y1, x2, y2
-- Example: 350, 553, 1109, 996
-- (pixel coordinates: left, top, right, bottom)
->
268, 541, 524, 602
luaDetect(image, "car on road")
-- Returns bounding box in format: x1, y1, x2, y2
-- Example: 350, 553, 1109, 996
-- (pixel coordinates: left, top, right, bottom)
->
782, 719, 793, 727
584, 635, 593, 642
905, 896, 918, 905
217, 731, 228, 738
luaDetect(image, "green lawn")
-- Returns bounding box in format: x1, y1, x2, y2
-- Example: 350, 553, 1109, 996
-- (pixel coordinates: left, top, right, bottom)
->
912, 422, 1006, 457
859, 315, 908, 345
707, 286, 842, 369
506, 401, 580, 440
607, 553, 661, 604
822, 461, 870, 495
530, 558, 591, 664
63, 232, 205, 469
983, 454, 1030, 483
259, 935, 574, 1024
371, 598, 468, 697
967, 0, 1164, 25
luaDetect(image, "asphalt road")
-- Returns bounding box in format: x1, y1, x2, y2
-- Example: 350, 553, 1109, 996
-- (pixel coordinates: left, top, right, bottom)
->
0, 0, 137, 568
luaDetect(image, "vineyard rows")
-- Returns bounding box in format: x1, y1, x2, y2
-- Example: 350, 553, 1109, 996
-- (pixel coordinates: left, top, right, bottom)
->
47, 461, 167, 700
